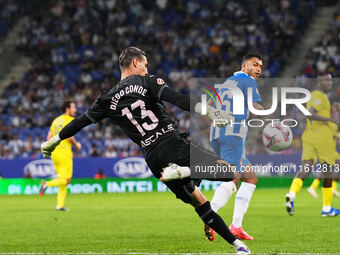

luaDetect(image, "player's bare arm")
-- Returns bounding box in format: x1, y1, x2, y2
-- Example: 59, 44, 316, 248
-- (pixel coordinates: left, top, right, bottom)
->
68, 137, 82, 151
253, 102, 264, 111
47, 131, 53, 141
249, 102, 264, 117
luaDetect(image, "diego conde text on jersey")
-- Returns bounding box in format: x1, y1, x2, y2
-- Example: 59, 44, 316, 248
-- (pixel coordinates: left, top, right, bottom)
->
110, 85, 147, 110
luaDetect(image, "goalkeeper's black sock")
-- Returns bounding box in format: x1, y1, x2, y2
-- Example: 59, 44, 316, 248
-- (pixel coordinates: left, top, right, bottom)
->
195, 201, 236, 244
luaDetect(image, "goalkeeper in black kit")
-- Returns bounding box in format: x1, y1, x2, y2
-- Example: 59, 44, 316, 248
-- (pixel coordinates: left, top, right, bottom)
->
41, 46, 250, 254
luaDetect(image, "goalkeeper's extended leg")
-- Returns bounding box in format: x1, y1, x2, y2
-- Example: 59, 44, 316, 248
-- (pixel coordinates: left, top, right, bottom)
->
162, 170, 249, 252
191, 187, 250, 254
161, 163, 242, 243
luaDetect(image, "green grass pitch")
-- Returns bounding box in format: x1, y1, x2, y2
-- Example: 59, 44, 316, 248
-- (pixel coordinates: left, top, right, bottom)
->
0, 188, 339, 254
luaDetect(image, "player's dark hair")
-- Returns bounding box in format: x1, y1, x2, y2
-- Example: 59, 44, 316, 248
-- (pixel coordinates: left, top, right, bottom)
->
119, 46, 146, 70
60, 101, 74, 113
241, 53, 262, 63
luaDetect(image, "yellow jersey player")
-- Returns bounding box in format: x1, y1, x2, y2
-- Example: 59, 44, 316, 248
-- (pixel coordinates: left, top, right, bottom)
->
39, 101, 82, 211
285, 73, 340, 217
307, 103, 340, 198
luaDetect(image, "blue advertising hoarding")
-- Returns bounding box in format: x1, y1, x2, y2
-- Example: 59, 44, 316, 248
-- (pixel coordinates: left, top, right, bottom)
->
0, 154, 303, 179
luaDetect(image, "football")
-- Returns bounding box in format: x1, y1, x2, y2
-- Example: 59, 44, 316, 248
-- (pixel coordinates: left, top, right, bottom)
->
262, 123, 293, 152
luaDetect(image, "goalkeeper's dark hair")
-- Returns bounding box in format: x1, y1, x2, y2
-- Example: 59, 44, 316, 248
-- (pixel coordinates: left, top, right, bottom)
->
61, 101, 74, 113
119, 46, 146, 70
242, 53, 262, 63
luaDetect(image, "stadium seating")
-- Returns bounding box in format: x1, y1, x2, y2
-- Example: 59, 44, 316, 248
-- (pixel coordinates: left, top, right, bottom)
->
0, 0, 316, 158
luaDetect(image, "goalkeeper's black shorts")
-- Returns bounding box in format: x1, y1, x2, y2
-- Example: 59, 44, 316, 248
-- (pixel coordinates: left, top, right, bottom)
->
146, 133, 234, 204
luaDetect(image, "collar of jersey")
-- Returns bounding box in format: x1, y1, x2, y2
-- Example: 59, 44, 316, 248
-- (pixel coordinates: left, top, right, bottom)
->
233, 71, 255, 80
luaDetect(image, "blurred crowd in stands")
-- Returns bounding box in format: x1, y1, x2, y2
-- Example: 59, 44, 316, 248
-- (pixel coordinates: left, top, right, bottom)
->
0, 0, 19, 40
297, 6, 340, 103
0, 0, 325, 159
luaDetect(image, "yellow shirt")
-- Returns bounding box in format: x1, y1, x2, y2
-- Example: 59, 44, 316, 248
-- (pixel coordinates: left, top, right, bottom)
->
328, 122, 339, 151
302, 90, 332, 142
329, 122, 338, 137
50, 114, 74, 158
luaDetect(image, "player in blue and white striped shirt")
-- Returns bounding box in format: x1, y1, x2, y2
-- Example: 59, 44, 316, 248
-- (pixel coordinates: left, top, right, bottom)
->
205, 54, 264, 241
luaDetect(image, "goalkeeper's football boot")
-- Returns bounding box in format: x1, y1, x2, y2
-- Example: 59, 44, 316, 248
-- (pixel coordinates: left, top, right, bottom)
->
321, 207, 340, 217
285, 193, 294, 215
160, 163, 190, 182
39, 180, 47, 197
230, 224, 254, 240
233, 239, 251, 254
203, 224, 215, 241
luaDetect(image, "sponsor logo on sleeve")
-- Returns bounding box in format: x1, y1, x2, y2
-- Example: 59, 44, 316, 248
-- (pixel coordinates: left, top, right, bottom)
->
157, 78, 165, 85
